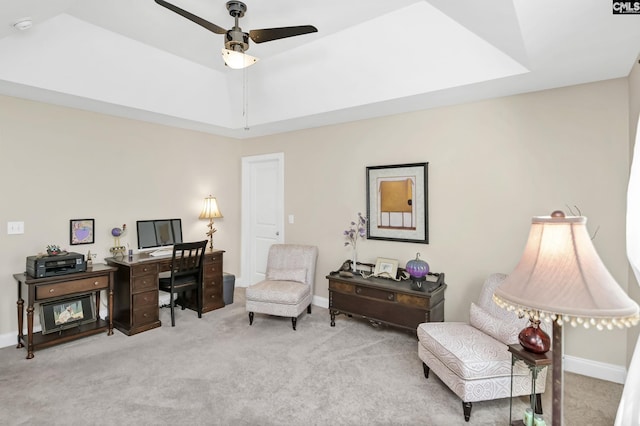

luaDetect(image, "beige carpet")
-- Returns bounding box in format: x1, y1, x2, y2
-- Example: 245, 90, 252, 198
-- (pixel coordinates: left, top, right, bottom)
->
0, 289, 622, 425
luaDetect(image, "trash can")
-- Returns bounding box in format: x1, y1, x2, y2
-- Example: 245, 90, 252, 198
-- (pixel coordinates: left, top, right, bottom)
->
223, 272, 235, 305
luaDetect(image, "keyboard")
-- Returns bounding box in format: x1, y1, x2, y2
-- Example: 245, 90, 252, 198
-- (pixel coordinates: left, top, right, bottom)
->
149, 249, 173, 257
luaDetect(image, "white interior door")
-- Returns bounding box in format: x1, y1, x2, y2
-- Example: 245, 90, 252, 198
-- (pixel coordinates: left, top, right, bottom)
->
240, 153, 284, 286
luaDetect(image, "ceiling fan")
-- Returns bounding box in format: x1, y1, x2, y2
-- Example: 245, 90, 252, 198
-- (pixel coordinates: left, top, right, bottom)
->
154, 0, 318, 69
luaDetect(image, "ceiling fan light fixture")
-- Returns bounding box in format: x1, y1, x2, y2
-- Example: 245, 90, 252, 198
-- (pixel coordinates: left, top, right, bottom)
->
221, 48, 258, 69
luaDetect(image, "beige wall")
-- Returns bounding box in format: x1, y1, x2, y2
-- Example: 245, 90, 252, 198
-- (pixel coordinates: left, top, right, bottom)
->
0, 76, 634, 368
0, 96, 243, 336
241, 78, 631, 366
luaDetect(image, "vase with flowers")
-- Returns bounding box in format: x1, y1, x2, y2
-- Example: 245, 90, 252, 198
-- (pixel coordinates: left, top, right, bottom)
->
344, 213, 367, 272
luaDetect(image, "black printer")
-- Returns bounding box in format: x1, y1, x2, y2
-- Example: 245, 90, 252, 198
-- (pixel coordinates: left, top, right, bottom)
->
26, 252, 86, 278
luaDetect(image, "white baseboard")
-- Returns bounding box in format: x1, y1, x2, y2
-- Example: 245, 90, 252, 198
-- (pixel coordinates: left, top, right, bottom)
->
564, 354, 627, 384
0, 332, 16, 350
313, 295, 329, 309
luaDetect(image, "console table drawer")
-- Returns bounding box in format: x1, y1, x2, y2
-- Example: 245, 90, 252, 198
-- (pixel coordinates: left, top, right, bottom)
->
132, 263, 158, 276
355, 285, 395, 302
132, 275, 157, 292
36, 276, 108, 299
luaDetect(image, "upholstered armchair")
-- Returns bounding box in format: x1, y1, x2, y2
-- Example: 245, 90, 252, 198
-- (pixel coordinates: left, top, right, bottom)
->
245, 244, 318, 330
417, 273, 548, 422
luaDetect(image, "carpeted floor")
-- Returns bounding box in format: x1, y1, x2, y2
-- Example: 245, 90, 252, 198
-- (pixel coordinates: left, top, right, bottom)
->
0, 289, 622, 425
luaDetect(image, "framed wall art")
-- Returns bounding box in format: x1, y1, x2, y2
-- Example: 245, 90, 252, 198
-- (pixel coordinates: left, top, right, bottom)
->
70, 219, 95, 245
366, 162, 428, 244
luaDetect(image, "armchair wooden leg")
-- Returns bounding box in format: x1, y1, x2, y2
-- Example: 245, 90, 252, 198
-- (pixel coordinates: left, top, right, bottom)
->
462, 401, 472, 422
422, 362, 430, 379
307, 304, 311, 314
248, 312, 254, 325
291, 317, 297, 330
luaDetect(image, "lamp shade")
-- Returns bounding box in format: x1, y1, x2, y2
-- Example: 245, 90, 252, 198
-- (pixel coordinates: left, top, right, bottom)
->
199, 196, 223, 220
221, 48, 258, 69
494, 211, 639, 329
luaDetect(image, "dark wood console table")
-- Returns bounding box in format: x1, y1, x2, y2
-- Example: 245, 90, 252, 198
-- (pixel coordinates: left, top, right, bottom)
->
105, 249, 224, 335
327, 272, 446, 331
13, 264, 116, 359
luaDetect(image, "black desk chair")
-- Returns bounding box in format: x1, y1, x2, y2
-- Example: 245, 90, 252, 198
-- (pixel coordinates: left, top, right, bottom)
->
158, 240, 208, 326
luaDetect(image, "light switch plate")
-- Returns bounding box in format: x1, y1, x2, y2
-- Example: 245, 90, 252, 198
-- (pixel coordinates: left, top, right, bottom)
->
8, 221, 24, 234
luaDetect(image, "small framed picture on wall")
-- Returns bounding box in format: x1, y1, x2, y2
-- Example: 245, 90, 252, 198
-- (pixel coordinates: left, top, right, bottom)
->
70, 219, 95, 245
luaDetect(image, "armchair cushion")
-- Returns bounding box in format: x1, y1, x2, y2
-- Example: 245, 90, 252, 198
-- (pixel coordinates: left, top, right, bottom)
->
245, 280, 310, 305
417, 322, 526, 380
469, 302, 521, 345
266, 268, 307, 283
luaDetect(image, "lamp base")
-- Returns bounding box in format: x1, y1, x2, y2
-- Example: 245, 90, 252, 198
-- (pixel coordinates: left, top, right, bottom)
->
518, 320, 551, 354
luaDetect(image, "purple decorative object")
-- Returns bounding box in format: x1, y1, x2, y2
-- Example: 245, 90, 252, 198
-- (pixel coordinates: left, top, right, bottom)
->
405, 253, 429, 279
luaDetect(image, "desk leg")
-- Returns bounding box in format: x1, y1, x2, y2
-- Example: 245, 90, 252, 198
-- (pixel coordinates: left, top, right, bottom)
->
26, 305, 34, 359
16, 297, 24, 349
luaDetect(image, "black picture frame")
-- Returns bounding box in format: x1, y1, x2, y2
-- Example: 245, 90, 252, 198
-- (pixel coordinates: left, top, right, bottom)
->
366, 162, 429, 244
70, 219, 95, 245
39, 293, 97, 334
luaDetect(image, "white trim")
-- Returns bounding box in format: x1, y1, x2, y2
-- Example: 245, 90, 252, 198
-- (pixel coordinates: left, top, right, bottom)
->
0, 332, 16, 349
560, 355, 626, 384
313, 295, 329, 310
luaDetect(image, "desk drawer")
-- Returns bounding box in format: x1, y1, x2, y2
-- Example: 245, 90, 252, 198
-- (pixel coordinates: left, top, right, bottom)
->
133, 304, 158, 325
204, 260, 222, 276
132, 275, 157, 293
36, 276, 108, 299
133, 290, 158, 308
132, 263, 158, 276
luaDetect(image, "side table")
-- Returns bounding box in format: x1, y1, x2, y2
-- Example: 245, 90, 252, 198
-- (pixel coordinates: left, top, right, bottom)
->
508, 344, 552, 425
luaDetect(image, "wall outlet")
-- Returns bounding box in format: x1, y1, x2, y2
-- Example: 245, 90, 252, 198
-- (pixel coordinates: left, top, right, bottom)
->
7, 221, 24, 234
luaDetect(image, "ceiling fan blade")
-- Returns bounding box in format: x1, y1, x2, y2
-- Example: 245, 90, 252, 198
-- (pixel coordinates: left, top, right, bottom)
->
249, 25, 317, 44
155, 0, 227, 35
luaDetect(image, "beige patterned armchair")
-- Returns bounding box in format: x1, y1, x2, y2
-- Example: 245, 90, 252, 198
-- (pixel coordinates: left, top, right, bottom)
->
417, 273, 547, 422
245, 244, 318, 330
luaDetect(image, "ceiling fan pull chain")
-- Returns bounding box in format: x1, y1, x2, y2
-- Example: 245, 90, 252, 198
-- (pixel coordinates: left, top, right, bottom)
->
243, 66, 250, 131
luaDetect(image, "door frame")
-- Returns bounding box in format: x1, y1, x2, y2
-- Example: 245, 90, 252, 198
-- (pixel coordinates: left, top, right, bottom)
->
239, 152, 285, 287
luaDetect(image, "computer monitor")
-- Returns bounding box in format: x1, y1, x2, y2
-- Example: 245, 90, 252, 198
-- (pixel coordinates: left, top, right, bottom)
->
136, 219, 183, 250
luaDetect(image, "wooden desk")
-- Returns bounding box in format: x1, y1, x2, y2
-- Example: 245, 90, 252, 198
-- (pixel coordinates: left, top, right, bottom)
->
13, 264, 116, 359
105, 249, 224, 335
327, 272, 446, 331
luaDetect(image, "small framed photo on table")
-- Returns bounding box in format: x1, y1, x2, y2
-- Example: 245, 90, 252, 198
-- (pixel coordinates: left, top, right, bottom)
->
70, 219, 95, 245
374, 257, 399, 279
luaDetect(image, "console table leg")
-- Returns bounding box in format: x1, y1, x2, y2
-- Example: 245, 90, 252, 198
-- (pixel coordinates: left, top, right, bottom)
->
26, 305, 34, 359
330, 310, 335, 327
16, 297, 24, 348
107, 287, 114, 336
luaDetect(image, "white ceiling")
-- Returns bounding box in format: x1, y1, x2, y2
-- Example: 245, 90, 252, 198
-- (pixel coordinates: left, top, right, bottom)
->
0, 0, 639, 139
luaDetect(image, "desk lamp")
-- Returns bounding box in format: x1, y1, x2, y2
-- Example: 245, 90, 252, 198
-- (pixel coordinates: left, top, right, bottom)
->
493, 210, 639, 426
199, 195, 223, 250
